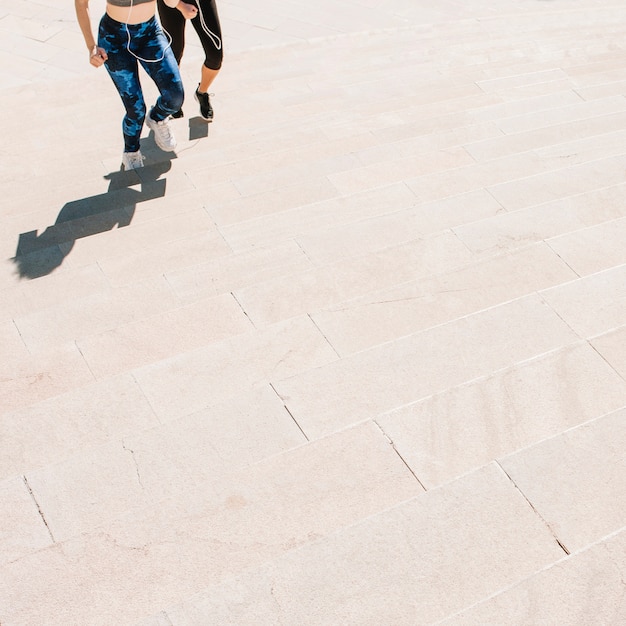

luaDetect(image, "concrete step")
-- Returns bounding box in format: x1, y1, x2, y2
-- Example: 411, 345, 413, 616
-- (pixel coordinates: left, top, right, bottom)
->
2, 333, 622, 546
0, 420, 423, 623
5, 408, 626, 624
133, 407, 626, 624
437, 526, 626, 625
3, 4, 626, 624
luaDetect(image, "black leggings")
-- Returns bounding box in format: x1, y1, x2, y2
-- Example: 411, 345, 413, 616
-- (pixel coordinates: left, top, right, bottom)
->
157, 0, 223, 70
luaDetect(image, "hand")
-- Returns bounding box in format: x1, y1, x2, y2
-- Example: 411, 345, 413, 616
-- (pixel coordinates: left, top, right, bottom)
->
89, 46, 107, 67
177, 1, 198, 19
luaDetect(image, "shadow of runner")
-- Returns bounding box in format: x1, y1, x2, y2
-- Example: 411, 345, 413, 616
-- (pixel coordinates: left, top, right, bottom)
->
12, 152, 174, 280
189, 116, 210, 141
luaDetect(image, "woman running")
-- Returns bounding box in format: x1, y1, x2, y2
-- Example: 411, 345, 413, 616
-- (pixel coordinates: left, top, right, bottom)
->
75, 0, 184, 169
156, 0, 223, 121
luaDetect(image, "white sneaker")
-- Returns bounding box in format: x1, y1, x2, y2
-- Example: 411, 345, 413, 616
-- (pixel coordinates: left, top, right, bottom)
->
121, 150, 144, 170
146, 108, 177, 151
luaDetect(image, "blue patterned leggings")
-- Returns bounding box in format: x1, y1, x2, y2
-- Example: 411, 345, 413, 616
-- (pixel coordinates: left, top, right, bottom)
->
98, 13, 184, 152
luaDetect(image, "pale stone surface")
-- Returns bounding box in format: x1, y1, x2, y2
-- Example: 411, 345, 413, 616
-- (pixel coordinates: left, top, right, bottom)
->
500, 407, 626, 553
311, 243, 575, 354
219, 182, 418, 252
0, 422, 421, 625
96, 230, 233, 288
3, 2, 626, 623
62, 207, 215, 269
356, 122, 501, 165
136, 613, 173, 626
232, 153, 359, 198
22, 386, 307, 540
0, 320, 28, 362
122, 385, 307, 491
378, 342, 626, 488
591, 326, 626, 380
163, 240, 313, 302
328, 145, 475, 196
161, 464, 565, 625
477, 68, 569, 94
533, 126, 626, 166
404, 151, 554, 206
541, 264, 626, 339
384, 91, 573, 139
295, 188, 504, 265
464, 109, 626, 161
546, 215, 626, 276
0, 343, 94, 415
577, 79, 626, 100
133, 315, 338, 421
275, 295, 578, 438
0, 263, 109, 319
235, 230, 476, 327
0, 374, 158, 480
438, 528, 626, 625
206, 177, 341, 226
76, 292, 252, 379
494, 94, 626, 134
453, 183, 626, 255
0, 476, 51, 566
13, 276, 179, 353
487, 154, 626, 212
25, 443, 145, 542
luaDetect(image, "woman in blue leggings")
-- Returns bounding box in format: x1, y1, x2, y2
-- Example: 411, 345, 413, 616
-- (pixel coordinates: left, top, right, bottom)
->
157, 0, 223, 121
75, 0, 184, 170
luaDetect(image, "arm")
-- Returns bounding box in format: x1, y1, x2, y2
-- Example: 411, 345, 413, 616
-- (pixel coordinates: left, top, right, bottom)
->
173, 0, 199, 19
74, 0, 108, 67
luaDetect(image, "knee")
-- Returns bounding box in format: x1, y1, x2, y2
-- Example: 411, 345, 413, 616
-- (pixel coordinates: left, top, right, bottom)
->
204, 49, 223, 71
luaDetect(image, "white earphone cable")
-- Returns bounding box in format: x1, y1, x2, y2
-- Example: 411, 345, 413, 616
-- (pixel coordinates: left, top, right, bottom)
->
125, 0, 173, 63
124, 0, 221, 63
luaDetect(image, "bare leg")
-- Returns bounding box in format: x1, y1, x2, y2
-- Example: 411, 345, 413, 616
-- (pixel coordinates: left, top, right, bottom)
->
199, 66, 219, 93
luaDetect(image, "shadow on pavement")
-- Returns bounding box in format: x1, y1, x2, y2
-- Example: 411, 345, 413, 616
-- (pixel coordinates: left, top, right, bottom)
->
11, 144, 175, 280
189, 116, 210, 140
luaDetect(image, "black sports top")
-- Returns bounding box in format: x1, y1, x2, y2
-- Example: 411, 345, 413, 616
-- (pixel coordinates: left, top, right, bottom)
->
107, 0, 154, 7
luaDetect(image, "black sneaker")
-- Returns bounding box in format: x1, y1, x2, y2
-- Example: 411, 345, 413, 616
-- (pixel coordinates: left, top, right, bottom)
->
195, 86, 214, 122
170, 109, 184, 119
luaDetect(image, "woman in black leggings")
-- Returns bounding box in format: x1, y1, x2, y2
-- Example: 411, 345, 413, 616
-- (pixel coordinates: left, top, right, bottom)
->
156, 0, 222, 121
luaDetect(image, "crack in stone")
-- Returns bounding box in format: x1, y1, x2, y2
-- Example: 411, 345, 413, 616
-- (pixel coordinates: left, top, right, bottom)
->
496, 461, 570, 556
122, 443, 144, 490
22, 475, 55, 543
374, 420, 427, 491
103, 533, 149, 554
270, 584, 286, 625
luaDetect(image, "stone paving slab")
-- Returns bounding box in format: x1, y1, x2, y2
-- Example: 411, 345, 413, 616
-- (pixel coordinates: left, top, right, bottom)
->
0, 374, 158, 479
307, 242, 575, 354
437, 526, 626, 625
145, 464, 566, 625
0, 421, 422, 624
500, 407, 626, 554
378, 342, 626, 489
274, 295, 579, 438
